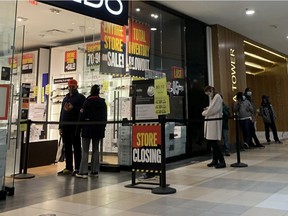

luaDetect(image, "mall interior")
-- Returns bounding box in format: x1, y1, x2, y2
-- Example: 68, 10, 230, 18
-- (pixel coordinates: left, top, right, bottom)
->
0, 0, 288, 215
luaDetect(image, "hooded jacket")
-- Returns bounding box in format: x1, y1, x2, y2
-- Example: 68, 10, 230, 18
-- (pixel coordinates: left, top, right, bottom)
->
80, 95, 107, 139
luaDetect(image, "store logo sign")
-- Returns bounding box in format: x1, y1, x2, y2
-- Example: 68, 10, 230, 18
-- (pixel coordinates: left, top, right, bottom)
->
38, 0, 128, 25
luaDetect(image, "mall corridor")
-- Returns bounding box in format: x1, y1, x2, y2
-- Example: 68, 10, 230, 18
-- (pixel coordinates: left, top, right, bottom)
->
1, 141, 288, 216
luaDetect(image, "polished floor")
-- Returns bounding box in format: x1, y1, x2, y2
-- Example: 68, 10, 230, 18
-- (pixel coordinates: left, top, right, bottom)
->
1, 140, 288, 216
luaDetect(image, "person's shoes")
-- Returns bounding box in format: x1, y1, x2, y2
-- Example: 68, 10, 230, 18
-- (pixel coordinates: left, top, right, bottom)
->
275, 140, 282, 144
256, 144, 265, 148
57, 169, 73, 175
243, 143, 249, 149
72, 170, 79, 176
225, 153, 230, 156
214, 162, 226, 169
207, 161, 218, 167
267, 139, 271, 144
75, 173, 88, 179
89, 172, 99, 177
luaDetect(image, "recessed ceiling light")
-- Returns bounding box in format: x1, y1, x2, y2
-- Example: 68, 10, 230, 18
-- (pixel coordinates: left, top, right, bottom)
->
245, 9, 255, 15
151, 27, 157, 31
135, 8, 140, 12
151, 14, 158, 19
286, 35, 288, 39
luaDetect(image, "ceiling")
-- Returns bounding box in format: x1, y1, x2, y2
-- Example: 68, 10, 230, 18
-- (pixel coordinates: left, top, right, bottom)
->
16, 0, 288, 57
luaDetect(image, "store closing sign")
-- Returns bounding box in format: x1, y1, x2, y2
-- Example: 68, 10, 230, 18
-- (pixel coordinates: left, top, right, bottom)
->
38, 0, 128, 26
132, 124, 161, 172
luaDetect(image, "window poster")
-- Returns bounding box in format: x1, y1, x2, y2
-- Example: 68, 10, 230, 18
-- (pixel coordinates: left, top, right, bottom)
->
86, 41, 101, 67
100, 21, 126, 76
64, 50, 77, 72
128, 19, 150, 77
0, 84, 10, 120
22, 53, 33, 74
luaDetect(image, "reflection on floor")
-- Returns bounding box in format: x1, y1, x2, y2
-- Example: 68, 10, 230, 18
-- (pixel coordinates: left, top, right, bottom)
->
1, 141, 288, 216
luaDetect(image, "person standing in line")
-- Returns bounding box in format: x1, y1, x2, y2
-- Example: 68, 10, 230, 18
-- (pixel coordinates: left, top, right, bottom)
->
244, 88, 265, 148
222, 102, 231, 156
58, 79, 86, 176
259, 95, 282, 144
202, 86, 226, 169
233, 92, 253, 150
76, 85, 107, 178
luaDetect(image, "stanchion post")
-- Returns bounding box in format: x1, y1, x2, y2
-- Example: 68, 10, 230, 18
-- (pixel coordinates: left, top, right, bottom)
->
152, 115, 176, 194
231, 115, 248, 168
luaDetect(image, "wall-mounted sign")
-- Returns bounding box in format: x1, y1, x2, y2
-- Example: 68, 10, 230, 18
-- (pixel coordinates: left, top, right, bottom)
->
100, 21, 126, 75
86, 42, 101, 67
38, 0, 128, 26
128, 19, 150, 77
64, 50, 77, 72
22, 53, 34, 74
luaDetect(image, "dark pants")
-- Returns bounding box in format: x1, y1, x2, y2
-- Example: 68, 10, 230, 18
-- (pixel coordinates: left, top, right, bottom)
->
207, 140, 225, 164
249, 120, 260, 146
62, 125, 82, 171
239, 119, 251, 145
264, 122, 280, 142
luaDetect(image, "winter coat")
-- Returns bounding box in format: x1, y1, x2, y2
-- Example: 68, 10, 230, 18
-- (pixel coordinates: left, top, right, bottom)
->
259, 103, 276, 123
202, 93, 223, 141
80, 95, 107, 139
59, 90, 86, 129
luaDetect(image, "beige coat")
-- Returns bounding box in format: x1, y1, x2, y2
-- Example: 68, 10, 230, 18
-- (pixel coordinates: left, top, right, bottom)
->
202, 93, 223, 140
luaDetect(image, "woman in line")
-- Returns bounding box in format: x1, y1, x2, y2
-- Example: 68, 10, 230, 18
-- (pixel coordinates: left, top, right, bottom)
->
202, 86, 226, 169
76, 84, 107, 178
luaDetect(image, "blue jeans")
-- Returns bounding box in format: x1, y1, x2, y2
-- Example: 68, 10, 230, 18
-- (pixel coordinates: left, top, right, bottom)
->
79, 137, 100, 174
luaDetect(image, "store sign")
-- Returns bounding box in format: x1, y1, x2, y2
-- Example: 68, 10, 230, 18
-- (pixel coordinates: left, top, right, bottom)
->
38, 0, 128, 26
86, 42, 101, 67
22, 53, 34, 74
128, 19, 150, 77
64, 50, 77, 72
230, 48, 238, 101
132, 124, 161, 172
100, 21, 126, 75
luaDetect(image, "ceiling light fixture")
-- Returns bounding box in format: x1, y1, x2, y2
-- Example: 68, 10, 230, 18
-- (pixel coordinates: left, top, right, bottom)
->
136, 8, 140, 12
245, 8, 255, 15
17, 17, 28, 22
245, 61, 265, 70
151, 14, 158, 19
244, 40, 286, 59
244, 52, 275, 64
150, 27, 157, 31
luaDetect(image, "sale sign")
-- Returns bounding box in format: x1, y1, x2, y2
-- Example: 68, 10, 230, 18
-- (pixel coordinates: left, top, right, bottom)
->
132, 124, 161, 172
100, 21, 126, 75
86, 42, 101, 67
128, 19, 150, 77
64, 50, 77, 72
22, 53, 33, 74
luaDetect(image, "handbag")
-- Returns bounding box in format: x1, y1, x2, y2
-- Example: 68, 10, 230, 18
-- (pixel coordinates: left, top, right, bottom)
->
55, 137, 65, 162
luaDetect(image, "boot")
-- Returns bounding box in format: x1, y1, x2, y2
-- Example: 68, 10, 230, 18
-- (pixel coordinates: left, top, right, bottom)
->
207, 160, 218, 167
214, 161, 226, 169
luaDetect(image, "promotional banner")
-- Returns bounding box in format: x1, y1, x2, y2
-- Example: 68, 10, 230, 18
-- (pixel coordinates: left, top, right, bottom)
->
100, 21, 126, 75
154, 78, 170, 115
132, 124, 161, 172
86, 42, 101, 67
128, 19, 150, 77
64, 50, 77, 72
22, 53, 33, 74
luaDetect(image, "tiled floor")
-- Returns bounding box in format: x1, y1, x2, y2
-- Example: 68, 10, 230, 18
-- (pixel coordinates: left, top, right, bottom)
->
1, 141, 288, 216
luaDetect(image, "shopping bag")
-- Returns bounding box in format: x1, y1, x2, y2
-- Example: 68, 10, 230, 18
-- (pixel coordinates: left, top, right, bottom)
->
55, 137, 65, 162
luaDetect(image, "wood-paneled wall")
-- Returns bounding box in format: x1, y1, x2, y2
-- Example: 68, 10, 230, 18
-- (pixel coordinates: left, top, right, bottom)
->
211, 24, 288, 146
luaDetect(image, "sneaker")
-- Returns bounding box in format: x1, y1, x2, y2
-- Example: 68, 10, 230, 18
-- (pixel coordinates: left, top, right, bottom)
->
243, 143, 249, 149
89, 172, 99, 177
75, 173, 88, 179
207, 161, 218, 167
72, 170, 79, 176
57, 169, 72, 175
214, 162, 226, 169
275, 140, 282, 144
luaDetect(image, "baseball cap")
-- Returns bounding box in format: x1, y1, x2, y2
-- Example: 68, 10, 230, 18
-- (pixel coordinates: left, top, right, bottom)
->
68, 79, 77, 87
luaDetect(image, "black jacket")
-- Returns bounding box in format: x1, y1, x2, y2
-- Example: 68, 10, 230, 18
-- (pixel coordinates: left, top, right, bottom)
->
59, 90, 86, 129
80, 95, 107, 139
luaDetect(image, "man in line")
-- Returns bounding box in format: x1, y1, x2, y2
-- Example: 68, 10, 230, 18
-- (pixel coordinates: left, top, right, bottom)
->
58, 79, 86, 176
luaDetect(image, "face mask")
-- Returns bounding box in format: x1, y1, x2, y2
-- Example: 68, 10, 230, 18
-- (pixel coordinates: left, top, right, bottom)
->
242, 95, 246, 101
69, 88, 77, 94
246, 91, 252, 96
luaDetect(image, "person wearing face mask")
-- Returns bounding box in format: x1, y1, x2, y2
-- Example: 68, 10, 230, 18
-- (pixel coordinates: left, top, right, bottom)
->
233, 92, 253, 150
244, 88, 265, 148
58, 79, 86, 176
259, 95, 282, 144
202, 86, 226, 169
